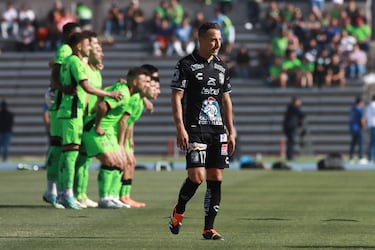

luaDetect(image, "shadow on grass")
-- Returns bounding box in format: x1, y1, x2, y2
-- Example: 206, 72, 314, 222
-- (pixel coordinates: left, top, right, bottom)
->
321, 218, 359, 222
0, 204, 52, 209
239, 217, 290, 221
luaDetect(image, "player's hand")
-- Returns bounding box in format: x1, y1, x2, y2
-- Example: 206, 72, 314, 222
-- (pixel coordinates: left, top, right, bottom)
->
96, 127, 105, 136
145, 100, 154, 113
176, 128, 189, 151
227, 134, 236, 156
109, 91, 122, 100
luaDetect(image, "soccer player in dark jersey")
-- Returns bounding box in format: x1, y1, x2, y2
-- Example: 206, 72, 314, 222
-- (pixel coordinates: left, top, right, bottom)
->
169, 22, 235, 240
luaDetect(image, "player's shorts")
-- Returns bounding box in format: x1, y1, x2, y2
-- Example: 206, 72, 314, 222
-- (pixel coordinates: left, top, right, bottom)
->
186, 132, 229, 169
60, 117, 83, 146
82, 127, 119, 158
49, 110, 61, 138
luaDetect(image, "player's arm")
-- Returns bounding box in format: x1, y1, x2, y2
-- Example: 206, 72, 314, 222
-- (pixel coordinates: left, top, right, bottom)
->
118, 113, 130, 147
80, 79, 122, 100
171, 88, 188, 151
223, 92, 235, 156
143, 97, 154, 113
94, 101, 109, 135
125, 124, 135, 149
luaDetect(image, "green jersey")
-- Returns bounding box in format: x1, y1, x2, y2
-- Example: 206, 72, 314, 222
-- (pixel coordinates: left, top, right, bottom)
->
127, 93, 144, 126
85, 66, 102, 118
57, 55, 88, 119
50, 43, 72, 112
97, 82, 131, 133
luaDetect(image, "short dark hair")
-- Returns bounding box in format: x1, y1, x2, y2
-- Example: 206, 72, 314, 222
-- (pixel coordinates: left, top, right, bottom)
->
141, 64, 158, 75
67, 32, 90, 48
127, 67, 150, 82
82, 30, 98, 41
198, 22, 220, 38
62, 22, 80, 37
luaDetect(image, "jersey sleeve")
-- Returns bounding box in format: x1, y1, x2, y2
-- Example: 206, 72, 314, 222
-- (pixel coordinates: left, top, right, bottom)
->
54, 44, 72, 64
223, 67, 232, 94
170, 60, 187, 91
72, 58, 88, 86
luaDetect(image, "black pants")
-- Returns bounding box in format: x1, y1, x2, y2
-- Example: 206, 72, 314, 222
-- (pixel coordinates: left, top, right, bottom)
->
285, 129, 296, 161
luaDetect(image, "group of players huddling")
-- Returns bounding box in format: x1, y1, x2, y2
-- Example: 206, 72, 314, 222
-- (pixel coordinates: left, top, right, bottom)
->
43, 22, 160, 209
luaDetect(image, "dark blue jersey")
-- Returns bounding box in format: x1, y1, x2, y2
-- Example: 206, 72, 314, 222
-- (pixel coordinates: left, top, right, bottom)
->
171, 50, 231, 134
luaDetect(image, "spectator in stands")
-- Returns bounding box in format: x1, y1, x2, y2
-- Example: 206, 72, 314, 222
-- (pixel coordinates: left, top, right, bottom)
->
218, 0, 233, 15
167, 0, 184, 28
154, 0, 169, 20
314, 49, 331, 87
330, 0, 344, 20
348, 43, 367, 79
57, 9, 76, 34
244, 0, 261, 30
283, 96, 305, 161
348, 96, 366, 164
1, 1, 18, 39
305, 37, 319, 63
271, 28, 288, 58
124, 0, 145, 40
340, 29, 356, 57
18, 3, 36, 27
211, 8, 234, 55
348, 17, 371, 52
191, 10, 205, 43
173, 16, 195, 56
263, 1, 281, 35
267, 57, 285, 87
152, 17, 173, 56
235, 46, 250, 79
280, 49, 301, 88
325, 53, 345, 87
103, 2, 125, 37
0, 99, 14, 162
75, 2, 93, 31
45, 0, 65, 50
15, 19, 35, 51
299, 55, 314, 88
281, 2, 297, 26
366, 95, 375, 164
310, 0, 325, 19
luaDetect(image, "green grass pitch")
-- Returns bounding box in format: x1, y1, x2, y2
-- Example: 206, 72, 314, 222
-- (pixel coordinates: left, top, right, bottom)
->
1, 169, 375, 249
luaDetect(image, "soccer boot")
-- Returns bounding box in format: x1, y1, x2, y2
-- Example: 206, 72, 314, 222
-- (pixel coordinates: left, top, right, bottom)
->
201, 229, 224, 240
60, 196, 81, 210
168, 207, 184, 235
42, 192, 65, 209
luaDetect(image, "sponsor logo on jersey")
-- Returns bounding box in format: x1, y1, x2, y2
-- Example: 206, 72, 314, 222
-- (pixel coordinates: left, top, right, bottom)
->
219, 73, 224, 85
191, 63, 204, 71
196, 72, 203, 80
207, 77, 216, 86
214, 63, 225, 73
201, 87, 220, 95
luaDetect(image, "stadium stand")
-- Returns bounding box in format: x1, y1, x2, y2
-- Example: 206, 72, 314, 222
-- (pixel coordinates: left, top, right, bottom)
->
0, 0, 369, 158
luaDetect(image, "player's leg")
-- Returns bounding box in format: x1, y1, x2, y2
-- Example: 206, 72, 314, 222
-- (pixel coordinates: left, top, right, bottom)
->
59, 117, 83, 209
43, 109, 64, 208
201, 133, 228, 241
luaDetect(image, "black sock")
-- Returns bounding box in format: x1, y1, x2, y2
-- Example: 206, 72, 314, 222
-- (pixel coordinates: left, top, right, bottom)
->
175, 178, 200, 214
204, 180, 222, 230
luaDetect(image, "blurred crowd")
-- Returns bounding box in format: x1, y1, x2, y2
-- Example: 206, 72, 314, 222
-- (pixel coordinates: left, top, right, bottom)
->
0, 0, 372, 88
262, 0, 371, 88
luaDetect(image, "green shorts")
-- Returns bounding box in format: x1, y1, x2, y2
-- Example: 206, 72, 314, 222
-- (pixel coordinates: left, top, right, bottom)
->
82, 127, 119, 157
49, 110, 61, 138
60, 117, 83, 145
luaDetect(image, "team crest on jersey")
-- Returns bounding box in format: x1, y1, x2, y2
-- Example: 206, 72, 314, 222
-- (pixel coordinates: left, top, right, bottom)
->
219, 73, 224, 85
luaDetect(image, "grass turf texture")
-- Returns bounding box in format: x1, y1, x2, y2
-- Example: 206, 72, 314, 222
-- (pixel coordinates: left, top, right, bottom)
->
1, 169, 375, 249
